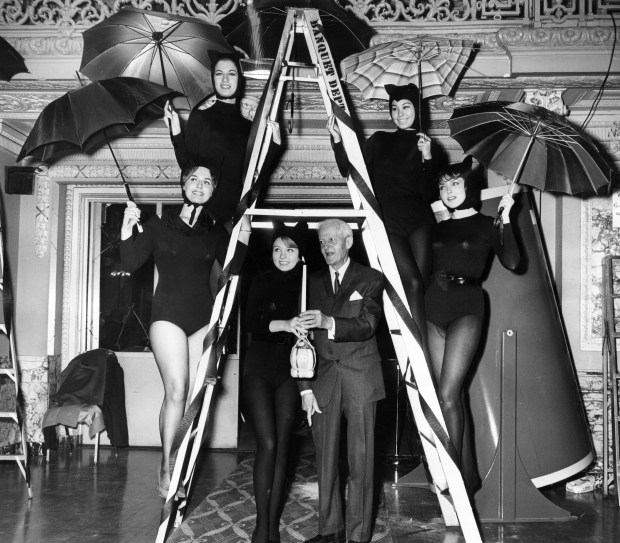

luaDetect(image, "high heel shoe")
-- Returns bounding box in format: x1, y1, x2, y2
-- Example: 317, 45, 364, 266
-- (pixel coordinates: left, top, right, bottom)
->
157, 466, 170, 499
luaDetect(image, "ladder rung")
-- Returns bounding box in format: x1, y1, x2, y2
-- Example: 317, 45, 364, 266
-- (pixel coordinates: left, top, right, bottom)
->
0, 454, 27, 461
280, 75, 320, 82
0, 412, 18, 421
283, 60, 317, 69
247, 208, 372, 219
0, 368, 15, 375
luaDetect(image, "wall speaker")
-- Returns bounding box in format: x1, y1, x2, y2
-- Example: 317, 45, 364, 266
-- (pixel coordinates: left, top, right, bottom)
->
5, 166, 36, 195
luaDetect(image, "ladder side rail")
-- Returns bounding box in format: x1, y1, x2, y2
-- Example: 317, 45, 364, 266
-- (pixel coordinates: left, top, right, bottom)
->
0, 209, 30, 497
298, 15, 365, 212
602, 255, 612, 497
300, 9, 480, 540
177, 276, 241, 496
158, 15, 301, 540
361, 223, 458, 525
602, 255, 620, 503
361, 221, 477, 532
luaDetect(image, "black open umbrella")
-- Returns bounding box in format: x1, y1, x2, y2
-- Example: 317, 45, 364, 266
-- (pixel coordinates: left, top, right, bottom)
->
0, 36, 29, 81
17, 76, 178, 201
219, 0, 373, 68
79, 7, 234, 110
448, 101, 612, 221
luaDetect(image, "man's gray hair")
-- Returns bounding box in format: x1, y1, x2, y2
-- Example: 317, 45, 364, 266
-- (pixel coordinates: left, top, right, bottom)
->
317, 218, 353, 239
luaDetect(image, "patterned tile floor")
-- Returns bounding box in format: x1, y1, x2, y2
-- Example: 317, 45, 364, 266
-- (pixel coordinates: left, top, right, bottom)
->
0, 434, 618, 542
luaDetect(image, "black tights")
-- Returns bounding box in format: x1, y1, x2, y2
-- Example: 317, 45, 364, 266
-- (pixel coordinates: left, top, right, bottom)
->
389, 226, 432, 360
242, 374, 299, 543
427, 314, 482, 490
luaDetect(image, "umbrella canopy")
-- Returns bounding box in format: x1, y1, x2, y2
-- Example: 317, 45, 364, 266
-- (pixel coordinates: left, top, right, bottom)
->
17, 76, 177, 164
448, 101, 611, 197
0, 36, 29, 81
79, 7, 233, 109
219, 0, 373, 68
341, 38, 474, 101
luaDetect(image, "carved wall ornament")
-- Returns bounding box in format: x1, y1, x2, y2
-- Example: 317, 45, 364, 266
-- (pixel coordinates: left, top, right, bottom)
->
523, 88, 568, 116
0, 0, 112, 32
498, 25, 619, 48
370, 31, 502, 51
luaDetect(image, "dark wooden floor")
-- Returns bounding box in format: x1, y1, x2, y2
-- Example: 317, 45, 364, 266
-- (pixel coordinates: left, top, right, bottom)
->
0, 427, 618, 543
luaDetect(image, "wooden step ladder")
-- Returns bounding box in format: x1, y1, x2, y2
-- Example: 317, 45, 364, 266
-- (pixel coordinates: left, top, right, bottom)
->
602, 254, 620, 503
157, 8, 482, 542
0, 203, 32, 498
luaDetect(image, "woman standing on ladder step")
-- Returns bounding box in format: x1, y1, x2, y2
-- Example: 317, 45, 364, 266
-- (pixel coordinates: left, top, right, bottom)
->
426, 157, 520, 492
120, 161, 251, 499
327, 83, 438, 362
164, 50, 251, 224
242, 222, 308, 543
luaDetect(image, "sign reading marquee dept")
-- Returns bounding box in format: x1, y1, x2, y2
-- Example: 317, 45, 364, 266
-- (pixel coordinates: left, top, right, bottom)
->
307, 13, 346, 111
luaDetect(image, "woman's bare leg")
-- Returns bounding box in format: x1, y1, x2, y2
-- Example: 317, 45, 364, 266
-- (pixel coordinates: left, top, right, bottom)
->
150, 321, 190, 484
186, 322, 210, 409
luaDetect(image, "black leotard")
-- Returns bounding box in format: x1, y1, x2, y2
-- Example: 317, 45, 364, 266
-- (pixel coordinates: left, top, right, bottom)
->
172, 100, 251, 222
334, 129, 438, 236
120, 210, 229, 336
425, 213, 520, 329
243, 262, 302, 387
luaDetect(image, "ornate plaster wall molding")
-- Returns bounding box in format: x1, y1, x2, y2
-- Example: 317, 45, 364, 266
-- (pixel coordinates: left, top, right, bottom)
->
371, 30, 502, 50
47, 162, 180, 180
523, 88, 568, 116
8, 35, 83, 56
34, 167, 50, 257
498, 26, 619, 48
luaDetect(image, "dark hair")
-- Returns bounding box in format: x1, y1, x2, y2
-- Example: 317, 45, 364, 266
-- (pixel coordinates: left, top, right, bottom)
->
208, 50, 245, 100
272, 221, 308, 257
180, 164, 219, 188
438, 156, 481, 210
385, 83, 420, 114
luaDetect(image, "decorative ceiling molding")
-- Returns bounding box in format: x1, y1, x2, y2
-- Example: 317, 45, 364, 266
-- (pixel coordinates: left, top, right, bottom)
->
498, 25, 619, 48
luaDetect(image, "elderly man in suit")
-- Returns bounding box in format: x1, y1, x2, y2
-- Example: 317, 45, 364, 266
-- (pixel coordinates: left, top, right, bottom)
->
298, 218, 385, 543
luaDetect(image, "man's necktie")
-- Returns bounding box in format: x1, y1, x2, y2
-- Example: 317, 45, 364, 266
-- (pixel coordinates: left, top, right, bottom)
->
334, 271, 340, 295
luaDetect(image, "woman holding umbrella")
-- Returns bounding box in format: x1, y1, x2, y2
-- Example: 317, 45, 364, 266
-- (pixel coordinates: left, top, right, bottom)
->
328, 83, 437, 359
242, 221, 308, 543
120, 161, 251, 498
164, 51, 251, 224
425, 157, 520, 492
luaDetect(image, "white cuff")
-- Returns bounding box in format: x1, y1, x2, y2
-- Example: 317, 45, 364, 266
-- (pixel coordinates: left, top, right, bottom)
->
300, 390, 313, 396
327, 317, 336, 340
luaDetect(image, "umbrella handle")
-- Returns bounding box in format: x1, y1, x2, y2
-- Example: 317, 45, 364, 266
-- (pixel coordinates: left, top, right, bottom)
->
494, 133, 536, 227
103, 130, 143, 233
417, 61, 425, 162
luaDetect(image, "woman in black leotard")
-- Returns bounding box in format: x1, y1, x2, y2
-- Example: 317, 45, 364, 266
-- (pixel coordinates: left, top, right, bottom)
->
120, 163, 250, 498
242, 222, 308, 543
425, 158, 520, 491
164, 51, 252, 223
328, 83, 437, 358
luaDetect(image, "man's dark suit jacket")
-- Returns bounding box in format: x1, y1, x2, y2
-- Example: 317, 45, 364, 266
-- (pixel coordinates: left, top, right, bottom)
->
299, 259, 385, 407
